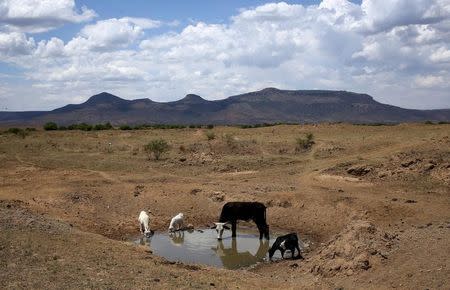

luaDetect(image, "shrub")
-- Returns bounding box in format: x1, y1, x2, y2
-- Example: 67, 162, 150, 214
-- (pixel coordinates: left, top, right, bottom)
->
80, 123, 93, 131
144, 139, 170, 160
93, 123, 112, 130
205, 131, 216, 141
7, 127, 21, 134
43, 122, 58, 131
120, 125, 132, 130
206, 124, 214, 129
223, 133, 237, 149
7, 128, 28, 138
189, 124, 196, 129
25, 127, 36, 131
424, 120, 434, 125
17, 130, 28, 138
58, 126, 67, 130
132, 125, 145, 130
295, 132, 315, 151
104, 122, 113, 130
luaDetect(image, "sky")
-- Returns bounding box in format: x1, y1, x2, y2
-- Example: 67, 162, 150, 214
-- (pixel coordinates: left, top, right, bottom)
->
0, 0, 449, 111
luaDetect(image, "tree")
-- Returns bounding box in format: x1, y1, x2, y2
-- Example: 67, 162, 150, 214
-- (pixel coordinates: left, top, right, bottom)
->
205, 131, 216, 141
144, 139, 170, 160
295, 132, 315, 151
43, 122, 58, 131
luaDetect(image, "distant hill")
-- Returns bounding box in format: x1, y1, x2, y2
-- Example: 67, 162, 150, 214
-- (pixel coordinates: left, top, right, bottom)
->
1, 88, 449, 125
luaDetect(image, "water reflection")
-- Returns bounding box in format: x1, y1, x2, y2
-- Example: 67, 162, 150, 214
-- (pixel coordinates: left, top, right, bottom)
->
169, 231, 184, 246
134, 229, 278, 269
212, 238, 270, 268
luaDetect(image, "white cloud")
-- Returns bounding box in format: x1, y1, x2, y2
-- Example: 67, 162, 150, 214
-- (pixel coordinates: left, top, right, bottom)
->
430, 46, 450, 62
0, 0, 96, 33
121, 17, 161, 29
1, 0, 450, 110
0, 31, 34, 57
414, 74, 448, 88
359, 0, 450, 34
65, 17, 161, 52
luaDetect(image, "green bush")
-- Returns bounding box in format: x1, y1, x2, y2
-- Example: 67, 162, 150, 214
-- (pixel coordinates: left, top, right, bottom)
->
424, 120, 434, 125
144, 139, 170, 160
205, 131, 216, 141
206, 124, 214, 129
119, 125, 132, 130
43, 122, 58, 131
104, 122, 113, 130
58, 126, 67, 130
25, 127, 36, 131
295, 132, 315, 151
223, 133, 237, 149
93, 123, 112, 130
79, 123, 93, 131
7, 128, 28, 138
7, 128, 21, 134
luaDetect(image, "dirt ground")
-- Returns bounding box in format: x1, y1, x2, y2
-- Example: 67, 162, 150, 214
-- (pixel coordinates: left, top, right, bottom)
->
0, 123, 449, 289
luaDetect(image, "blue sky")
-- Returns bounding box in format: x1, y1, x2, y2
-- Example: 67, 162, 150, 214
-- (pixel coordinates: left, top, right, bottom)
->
0, 0, 449, 111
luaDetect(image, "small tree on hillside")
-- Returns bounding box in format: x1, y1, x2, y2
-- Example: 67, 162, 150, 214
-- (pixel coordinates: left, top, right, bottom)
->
43, 122, 58, 131
205, 131, 216, 141
144, 139, 170, 160
295, 132, 315, 152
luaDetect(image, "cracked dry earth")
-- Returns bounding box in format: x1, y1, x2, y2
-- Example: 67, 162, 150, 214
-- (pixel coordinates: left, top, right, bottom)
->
1, 123, 449, 289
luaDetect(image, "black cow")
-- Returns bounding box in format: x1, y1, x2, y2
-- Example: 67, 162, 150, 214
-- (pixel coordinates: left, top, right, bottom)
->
214, 202, 269, 240
268, 233, 303, 260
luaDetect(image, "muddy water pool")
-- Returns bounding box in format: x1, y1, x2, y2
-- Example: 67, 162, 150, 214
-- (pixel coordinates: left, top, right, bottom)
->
134, 229, 302, 269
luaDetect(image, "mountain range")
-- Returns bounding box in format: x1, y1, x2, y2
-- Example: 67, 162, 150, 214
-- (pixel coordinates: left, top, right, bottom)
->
1, 88, 449, 125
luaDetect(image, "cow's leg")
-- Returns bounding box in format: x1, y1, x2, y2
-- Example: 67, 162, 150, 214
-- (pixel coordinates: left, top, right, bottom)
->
231, 221, 237, 238
255, 221, 263, 239
281, 249, 285, 259
291, 246, 296, 259
296, 245, 303, 259
140, 223, 145, 234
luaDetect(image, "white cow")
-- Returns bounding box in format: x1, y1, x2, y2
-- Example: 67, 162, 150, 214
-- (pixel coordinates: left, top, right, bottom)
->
138, 210, 151, 237
168, 213, 184, 232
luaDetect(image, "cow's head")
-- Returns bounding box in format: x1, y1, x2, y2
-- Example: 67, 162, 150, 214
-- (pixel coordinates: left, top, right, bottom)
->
213, 222, 230, 240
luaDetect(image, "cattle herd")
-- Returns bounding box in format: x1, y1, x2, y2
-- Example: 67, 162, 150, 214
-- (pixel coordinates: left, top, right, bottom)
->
138, 201, 303, 262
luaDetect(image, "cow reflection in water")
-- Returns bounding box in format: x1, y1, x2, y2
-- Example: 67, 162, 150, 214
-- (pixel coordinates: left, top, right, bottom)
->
169, 231, 184, 246
139, 235, 152, 246
213, 238, 269, 269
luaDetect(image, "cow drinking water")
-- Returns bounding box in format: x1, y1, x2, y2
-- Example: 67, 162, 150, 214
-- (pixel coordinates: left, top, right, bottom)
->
268, 233, 303, 260
214, 202, 269, 240
138, 210, 152, 237
168, 213, 184, 232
